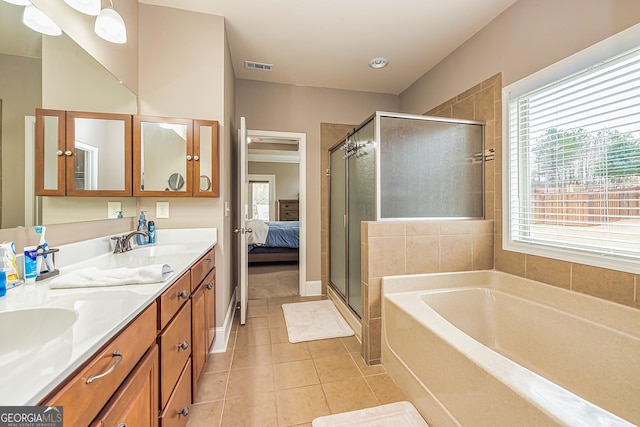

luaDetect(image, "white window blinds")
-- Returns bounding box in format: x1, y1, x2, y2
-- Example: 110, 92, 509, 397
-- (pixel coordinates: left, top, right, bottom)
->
506, 45, 640, 265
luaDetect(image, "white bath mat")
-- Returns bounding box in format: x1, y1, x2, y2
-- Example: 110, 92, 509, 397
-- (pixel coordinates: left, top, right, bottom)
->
281, 300, 354, 343
312, 401, 429, 427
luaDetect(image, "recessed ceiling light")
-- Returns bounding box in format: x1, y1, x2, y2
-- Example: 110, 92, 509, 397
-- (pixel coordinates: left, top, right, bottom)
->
368, 57, 389, 69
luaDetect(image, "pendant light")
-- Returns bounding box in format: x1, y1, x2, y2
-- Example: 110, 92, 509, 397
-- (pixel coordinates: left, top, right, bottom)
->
94, 0, 126, 44
22, 4, 62, 36
64, 0, 101, 16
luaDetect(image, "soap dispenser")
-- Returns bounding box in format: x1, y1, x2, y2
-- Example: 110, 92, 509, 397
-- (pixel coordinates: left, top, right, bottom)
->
137, 211, 148, 245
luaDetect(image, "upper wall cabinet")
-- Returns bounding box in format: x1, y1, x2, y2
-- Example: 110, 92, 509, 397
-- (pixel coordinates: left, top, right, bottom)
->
35, 109, 133, 196
133, 116, 219, 197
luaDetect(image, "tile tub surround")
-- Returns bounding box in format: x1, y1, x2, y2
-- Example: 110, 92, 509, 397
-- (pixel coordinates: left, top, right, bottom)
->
0, 228, 217, 405
361, 219, 494, 364
382, 270, 640, 426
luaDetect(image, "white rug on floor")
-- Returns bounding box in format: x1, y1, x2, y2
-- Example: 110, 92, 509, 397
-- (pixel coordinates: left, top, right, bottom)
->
312, 401, 429, 427
281, 300, 354, 343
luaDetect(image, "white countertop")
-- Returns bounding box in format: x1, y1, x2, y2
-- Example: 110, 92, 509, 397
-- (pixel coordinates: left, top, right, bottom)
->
0, 228, 217, 406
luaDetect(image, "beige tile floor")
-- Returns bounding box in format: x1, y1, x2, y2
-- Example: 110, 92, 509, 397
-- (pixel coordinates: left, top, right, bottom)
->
187, 296, 407, 427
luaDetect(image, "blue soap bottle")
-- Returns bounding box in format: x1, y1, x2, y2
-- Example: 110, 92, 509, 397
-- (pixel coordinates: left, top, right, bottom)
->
137, 211, 148, 245
148, 221, 156, 244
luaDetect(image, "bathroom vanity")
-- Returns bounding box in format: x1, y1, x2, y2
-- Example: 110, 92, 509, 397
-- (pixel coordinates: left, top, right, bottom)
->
0, 228, 217, 427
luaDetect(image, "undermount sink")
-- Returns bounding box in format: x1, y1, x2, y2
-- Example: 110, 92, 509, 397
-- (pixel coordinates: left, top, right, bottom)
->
0, 308, 78, 367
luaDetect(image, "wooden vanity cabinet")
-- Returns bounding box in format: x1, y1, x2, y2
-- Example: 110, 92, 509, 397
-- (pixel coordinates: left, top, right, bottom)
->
42, 303, 157, 427
91, 345, 159, 427
133, 116, 219, 197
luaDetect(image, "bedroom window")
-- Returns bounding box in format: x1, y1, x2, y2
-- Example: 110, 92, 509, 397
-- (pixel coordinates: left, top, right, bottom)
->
503, 25, 640, 274
250, 181, 270, 220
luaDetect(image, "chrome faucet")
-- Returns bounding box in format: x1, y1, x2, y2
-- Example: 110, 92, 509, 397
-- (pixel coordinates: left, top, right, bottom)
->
111, 231, 148, 254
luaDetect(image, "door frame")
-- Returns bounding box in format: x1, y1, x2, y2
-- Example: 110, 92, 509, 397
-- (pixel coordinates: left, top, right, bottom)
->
245, 128, 307, 296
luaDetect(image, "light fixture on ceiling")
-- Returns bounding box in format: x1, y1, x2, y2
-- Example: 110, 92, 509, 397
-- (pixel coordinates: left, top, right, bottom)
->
64, 0, 101, 16
368, 57, 389, 69
94, 0, 126, 44
22, 4, 62, 36
2, 0, 31, 6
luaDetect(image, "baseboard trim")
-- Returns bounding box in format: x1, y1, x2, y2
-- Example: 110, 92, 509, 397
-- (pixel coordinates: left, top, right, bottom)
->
304, 280, 322, 296
211, 287, 237, 353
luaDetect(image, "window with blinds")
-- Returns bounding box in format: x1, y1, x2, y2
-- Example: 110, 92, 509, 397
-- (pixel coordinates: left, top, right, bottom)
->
504, 29, 640, 273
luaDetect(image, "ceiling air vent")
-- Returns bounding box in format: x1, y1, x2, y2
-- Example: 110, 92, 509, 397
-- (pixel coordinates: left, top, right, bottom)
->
244, 61, 273, 72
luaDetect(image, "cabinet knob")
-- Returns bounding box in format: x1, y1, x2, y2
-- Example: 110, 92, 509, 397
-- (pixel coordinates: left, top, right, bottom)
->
178, 340, 189, 350
56, 150, 63, 156
178, 290, 189, 299
64, 150, 72, 156
177, 406, 190, 417
117, 424, 128, 427
206, 282, 213, 290
194, 155, 199, 161
186, 155, 192, 161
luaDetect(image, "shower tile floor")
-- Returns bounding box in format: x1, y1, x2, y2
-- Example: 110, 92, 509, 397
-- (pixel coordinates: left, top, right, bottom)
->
186, 296, 407, 427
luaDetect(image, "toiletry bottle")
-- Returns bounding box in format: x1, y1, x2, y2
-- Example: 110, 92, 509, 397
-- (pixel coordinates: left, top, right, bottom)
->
0, 272, 6, 297
148, 221, 156, 244
137, 211, 148, 245
35, 226, 46, 274
23, 245, 38, 284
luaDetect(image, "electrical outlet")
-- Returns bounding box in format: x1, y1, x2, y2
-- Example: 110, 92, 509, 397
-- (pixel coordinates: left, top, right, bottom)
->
156, 201, 169, 219
107, 201, 122, 219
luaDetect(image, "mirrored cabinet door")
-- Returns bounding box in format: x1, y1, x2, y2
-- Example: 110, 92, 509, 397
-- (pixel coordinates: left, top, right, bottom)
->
134, 116, 193, 197
35, 109, 66, 196
65, 111, 132, 196
193, 119, 219, 197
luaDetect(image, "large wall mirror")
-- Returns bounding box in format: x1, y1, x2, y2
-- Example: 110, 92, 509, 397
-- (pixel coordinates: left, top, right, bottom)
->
0, 1, 137, 228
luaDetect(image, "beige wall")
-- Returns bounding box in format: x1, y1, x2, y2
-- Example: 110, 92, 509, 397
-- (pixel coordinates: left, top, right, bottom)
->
138, 4, 234, 327
0, 54, 40, 228
400, 0, 640, 114
248, 162, 299, 201
236, 79, 398, 282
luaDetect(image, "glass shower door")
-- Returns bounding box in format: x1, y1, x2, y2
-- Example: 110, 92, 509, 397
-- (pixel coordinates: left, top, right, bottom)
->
329, 147, 347, 298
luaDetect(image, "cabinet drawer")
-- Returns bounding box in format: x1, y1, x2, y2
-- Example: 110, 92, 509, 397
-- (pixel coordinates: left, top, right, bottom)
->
91, 345, 159, 427
159, 359, 192, 427
190, 248, 214, 291
159, 300, 191, 408
45, 303, 157, 427
158, 272, 191, 330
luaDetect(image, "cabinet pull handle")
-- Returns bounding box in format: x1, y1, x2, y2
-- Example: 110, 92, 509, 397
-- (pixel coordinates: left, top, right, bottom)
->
86, 351, 123, 384
56, 150, 63, 156
178, 340, 189, 350
186, 155, 192, 161
64, 150, 72, 156
204, 258, 212, 264
194, 155, 199, 161
117, 423, 128, 427
178, 290, 189, 299
177, 406, 190, 417
206, 282, 213, 290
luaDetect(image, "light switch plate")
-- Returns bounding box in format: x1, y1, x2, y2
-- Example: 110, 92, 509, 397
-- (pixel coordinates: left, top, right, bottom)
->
156, 201, 170, 219
107, 201, 122, 219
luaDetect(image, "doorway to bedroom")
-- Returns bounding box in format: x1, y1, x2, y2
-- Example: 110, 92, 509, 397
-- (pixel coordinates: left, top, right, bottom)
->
245, 130, 306, 301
